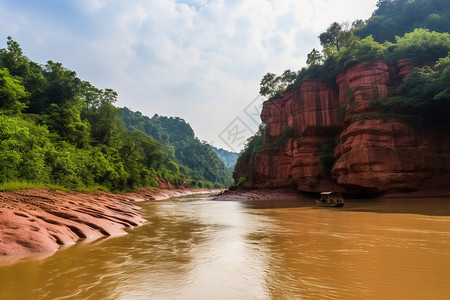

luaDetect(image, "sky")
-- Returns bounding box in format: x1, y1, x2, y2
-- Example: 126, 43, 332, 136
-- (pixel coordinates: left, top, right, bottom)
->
0, 0, 378, 152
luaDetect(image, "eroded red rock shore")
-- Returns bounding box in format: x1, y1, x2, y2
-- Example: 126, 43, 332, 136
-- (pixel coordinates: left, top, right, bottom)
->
212, 188, 304, 201
0, 187, 217, 264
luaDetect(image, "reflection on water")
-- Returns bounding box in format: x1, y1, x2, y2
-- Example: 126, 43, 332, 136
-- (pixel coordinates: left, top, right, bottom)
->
1, 194, 450, 299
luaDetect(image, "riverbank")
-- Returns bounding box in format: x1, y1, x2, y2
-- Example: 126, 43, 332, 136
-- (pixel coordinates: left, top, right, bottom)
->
211, 188, 305, 201
2, 189, 449, 299
0, 187, 220, 265
212, 188, 450, 202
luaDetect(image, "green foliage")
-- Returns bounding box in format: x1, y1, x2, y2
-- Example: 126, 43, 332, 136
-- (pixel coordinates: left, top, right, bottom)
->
259, 70, 298, 98
274, 22, 449, 96
0, 115, 51, 183
0, 106, 168, 192
385, 28, 450, 64
235, 124, 265, 170
0, 68, 29, 113
46, 101, 91, 148
333, 28, 449, 74
356, 0, 450, 43
166, 160, 179, 172
434, 55, 450, 101
323, 28, 449, 74
373, 54, 450, 130
265, 126, 294, 148
246, 0, 450, 184
346, 86, 365, 105
0, 37, 27, 75
236, 177, 247, 187
236, 123, 332, 178
0, 38, 226, 192
234, 124, 294, 179
42, 60, 82, 107
294, 56, 338, 85
0, 181, 71, 193
259, 73, 279, 97
120, 107, 233, 188
211, 146, 239, 169
351, 112, 380, 123
0, 37, 48, 115
319, 22, 354, 52
306, 48, 323, 66
336, 36, 387, 71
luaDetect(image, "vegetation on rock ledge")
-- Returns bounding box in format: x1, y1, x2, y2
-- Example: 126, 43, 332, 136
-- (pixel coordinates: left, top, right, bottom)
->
238, 0, 450, 184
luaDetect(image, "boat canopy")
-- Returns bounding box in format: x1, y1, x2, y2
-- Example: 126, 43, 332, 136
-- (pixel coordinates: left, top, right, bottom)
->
320, 191, 335, 195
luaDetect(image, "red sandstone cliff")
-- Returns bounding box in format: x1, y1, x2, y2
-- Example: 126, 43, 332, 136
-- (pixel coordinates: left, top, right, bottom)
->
235, 60, 450, 196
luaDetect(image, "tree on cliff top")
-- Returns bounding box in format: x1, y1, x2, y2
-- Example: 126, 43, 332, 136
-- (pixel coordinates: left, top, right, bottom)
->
306, 48, 323, 66
319, 22, 354, 53
259, 70, 297, 98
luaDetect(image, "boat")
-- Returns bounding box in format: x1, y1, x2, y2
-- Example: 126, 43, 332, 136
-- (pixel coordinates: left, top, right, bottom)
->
316, 192, 344, 207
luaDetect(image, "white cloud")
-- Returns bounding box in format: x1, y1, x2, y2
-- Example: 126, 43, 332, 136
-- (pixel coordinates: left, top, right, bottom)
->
0, 0, 378, 151
79, 0, 108, 12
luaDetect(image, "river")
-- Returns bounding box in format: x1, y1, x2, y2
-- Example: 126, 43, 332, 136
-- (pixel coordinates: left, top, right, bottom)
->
1, 193, 449, 299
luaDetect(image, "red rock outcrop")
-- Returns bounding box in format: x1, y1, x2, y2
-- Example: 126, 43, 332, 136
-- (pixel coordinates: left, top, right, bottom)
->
235, 60, 450, 196
0, 189, 145, 259
333, 118, 450, 193
0, 187, 219, 263
397, 59, 415, 81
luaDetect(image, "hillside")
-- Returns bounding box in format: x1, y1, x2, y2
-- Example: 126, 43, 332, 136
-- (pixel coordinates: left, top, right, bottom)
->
120, 108, 233, 188
211, 146, 239, 169
0, 38, 231, 191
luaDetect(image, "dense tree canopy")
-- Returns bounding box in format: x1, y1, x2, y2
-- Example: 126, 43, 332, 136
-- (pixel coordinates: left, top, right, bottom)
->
259, 69, 298, 98
374, 54, 450, 131
0, 37, 231, 191
260, 28, 449, 99
0, 68, 28, 113
319, 22, 354, 53
120, 108, 233, 188
306, 48, 323, 66
356, 0, 450, 42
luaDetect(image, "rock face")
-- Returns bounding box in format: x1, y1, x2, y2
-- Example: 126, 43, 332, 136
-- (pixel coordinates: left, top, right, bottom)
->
0, 187, 220, 263
0, 189, 145, 259
235, 60, 450, 196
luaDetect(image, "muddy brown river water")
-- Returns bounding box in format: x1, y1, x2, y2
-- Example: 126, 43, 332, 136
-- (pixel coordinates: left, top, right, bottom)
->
0, 194, 449, 299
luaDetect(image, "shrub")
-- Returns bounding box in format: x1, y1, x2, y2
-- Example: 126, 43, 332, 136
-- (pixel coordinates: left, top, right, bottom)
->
236, 177, 247, 187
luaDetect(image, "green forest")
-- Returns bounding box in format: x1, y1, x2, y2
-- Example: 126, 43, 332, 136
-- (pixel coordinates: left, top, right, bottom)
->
239, 0, 450, 177
120, 108, 233, 188
210, 146, 239, 170
0, 38, 232, 192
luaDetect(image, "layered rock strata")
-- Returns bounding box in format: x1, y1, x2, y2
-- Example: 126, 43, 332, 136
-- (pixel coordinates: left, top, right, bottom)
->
235, 60, 450, 196
0, 189, 145, 258
0, 187, 219, 262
